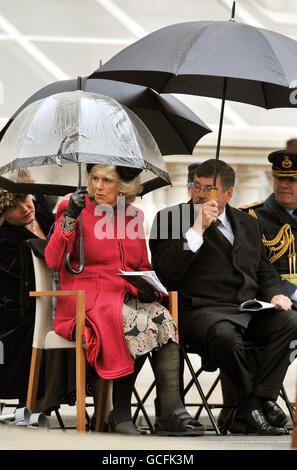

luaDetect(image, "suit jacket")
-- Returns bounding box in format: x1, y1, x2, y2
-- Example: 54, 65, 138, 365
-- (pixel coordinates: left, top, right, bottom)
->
149, 201, 286, 319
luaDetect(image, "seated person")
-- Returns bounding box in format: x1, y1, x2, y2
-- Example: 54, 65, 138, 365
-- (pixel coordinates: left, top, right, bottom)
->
149, 158, 297, 435
0, 190, 75, 411
241, 149, 297, 307
45, 164, 205, 436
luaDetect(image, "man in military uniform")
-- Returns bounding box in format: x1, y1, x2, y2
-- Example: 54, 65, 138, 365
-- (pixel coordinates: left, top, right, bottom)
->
241, 149, 297, 307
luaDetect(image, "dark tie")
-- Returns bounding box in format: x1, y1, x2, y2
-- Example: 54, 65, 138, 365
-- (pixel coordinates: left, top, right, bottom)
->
211, 219, 232, 250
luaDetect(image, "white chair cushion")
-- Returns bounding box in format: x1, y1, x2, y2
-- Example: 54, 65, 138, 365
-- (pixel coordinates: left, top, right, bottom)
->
44, 330, 75, 349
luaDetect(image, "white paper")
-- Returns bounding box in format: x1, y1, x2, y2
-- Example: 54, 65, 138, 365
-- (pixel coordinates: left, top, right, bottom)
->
239, 298, 275, 312
117, 270, 168, 295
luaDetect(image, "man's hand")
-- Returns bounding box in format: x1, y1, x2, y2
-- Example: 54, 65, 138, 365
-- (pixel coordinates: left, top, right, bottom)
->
270, 294, 292, 311
192, 200, 219, 236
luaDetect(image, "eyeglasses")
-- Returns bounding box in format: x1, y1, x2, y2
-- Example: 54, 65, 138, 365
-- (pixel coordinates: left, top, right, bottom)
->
188, 182, 212, 193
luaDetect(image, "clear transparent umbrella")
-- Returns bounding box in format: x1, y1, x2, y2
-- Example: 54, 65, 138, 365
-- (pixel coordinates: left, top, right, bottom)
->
0, 89, 171, 197
0, 89, 171, 273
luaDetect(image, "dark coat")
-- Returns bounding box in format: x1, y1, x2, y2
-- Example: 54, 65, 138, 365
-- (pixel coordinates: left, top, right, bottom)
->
0, 195, 54, 400
149, 201, 286, 345
252, 193, 297, 299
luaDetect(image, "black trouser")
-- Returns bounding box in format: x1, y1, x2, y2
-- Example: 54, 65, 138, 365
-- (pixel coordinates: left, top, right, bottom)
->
181, 308, 297, 401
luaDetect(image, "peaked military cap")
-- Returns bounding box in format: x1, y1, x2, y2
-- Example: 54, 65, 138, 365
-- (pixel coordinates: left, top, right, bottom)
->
268, 150, 297, 178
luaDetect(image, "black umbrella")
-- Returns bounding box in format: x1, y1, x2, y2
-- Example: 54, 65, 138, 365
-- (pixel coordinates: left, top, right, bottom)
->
89, 1, 297, 191
0, 77, 211, 157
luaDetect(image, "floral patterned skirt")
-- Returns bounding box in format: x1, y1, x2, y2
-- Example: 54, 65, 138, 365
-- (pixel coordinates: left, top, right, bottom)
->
122, 294, 178, 360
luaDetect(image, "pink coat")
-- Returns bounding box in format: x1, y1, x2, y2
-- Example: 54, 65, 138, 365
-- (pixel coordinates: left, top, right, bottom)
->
45, 196, 152, 379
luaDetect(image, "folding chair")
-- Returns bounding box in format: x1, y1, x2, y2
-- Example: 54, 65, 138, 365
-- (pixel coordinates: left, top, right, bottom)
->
26, 247, 109, 432
181, 340, 295, 435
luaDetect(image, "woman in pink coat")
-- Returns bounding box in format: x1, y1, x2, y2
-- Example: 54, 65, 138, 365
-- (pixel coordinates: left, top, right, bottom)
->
45, 164, 204, 436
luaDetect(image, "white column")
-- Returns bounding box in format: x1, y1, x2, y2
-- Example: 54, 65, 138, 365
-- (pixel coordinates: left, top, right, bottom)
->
164, 161, 190, 207
234, 164, 265, 208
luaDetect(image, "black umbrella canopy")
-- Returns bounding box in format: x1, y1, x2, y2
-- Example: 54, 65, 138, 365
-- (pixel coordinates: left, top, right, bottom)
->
89, 2, 297, 186
90, 18, 297, 109
0, 78, 211, 156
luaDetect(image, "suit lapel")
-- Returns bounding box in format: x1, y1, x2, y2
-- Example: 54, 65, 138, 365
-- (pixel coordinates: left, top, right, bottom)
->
227, 205, 245, 257
205, 222, 233, 257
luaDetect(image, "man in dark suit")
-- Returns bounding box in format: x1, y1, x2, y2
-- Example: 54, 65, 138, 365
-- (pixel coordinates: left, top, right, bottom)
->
149, 158, 297, 435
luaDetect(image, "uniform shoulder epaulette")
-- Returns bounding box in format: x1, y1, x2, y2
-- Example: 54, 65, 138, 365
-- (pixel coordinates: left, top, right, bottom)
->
239, 201, 264, 211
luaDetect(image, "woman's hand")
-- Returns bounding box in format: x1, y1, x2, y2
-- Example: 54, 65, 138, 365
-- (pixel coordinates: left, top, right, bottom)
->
138, 284, 159, 303
64, 189, 87, 219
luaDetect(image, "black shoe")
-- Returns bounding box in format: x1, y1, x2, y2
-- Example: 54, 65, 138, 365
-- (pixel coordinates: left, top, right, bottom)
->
232, 408, 289, 435
262, 401, 288, 427
217, 409, 244, 434
107, 410, 141, 435
155, 408, 206, 436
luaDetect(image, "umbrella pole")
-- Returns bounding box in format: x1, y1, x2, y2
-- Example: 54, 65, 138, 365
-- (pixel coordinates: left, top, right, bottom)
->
210, 77, 228, 200
64, 162, 85, 274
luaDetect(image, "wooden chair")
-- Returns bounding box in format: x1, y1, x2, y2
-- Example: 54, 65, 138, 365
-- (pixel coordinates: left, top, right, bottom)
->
26, 249, 109, 432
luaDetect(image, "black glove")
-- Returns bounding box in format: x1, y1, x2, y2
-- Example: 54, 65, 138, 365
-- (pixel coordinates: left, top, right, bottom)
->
138, 283, 159, 303
64, 189, 86, 219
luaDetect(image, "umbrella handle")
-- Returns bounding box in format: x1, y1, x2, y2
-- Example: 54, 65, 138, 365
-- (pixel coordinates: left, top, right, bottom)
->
64, 212, 85, 274
64, 251, 84, 274
210, 187, 217, 201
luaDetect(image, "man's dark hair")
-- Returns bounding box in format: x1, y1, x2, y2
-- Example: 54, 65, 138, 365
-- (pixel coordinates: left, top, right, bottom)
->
195, 159, 235, 191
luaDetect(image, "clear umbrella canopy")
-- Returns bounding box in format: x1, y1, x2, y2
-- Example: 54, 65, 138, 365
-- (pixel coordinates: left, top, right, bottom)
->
0, 77, 211, 156
0, 91, 171, 196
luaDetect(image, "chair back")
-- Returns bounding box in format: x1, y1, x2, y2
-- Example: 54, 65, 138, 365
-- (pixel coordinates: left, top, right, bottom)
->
30, 249, 54, 349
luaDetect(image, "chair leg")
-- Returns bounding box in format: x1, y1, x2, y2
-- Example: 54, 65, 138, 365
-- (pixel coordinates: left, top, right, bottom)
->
279, 384, 295, 423
181, 346, 221, 435
132, 385, 155, 434
26, 347, 43, 412
94, 378, 109, 432
76, 290, 86, 432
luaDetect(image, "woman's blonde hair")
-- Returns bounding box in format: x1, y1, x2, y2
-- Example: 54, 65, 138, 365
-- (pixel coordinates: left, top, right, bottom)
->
87, 164, 143, 204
